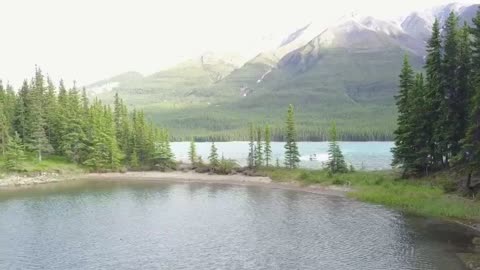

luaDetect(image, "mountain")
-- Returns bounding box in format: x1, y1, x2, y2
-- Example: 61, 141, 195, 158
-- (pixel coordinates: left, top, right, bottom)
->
91, 52, 246, 105
86, 3, 479, 140
87, 71, 143, 95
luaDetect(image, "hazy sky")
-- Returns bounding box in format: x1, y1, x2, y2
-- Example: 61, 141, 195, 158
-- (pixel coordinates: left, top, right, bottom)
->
0, 0, 477, 87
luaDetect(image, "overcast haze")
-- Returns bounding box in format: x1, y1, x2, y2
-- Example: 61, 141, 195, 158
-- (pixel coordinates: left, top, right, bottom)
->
0, 0, 478, 87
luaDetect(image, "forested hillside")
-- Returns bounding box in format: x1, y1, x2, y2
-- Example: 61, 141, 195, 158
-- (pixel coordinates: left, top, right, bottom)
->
87, 3, 478, 141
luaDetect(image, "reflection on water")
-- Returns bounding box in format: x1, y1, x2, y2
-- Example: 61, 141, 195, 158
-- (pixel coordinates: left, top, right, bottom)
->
0, 180, 475, 270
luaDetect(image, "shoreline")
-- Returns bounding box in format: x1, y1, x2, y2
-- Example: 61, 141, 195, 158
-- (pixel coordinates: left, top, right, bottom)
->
0, 171, 350, 197
0, 172, 79, 187
79, 171, 351, 197
1, 170, 479, 234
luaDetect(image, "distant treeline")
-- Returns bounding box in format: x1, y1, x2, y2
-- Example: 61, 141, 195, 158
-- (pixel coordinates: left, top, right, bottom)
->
0, 69, 174, 172
169, 127, 393, 142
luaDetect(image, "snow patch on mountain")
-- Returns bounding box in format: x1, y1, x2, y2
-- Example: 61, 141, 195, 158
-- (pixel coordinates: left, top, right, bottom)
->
257, 68, 273, 84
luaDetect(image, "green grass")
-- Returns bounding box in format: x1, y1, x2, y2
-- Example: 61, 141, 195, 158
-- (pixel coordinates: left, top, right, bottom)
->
0, 155, 85, 176
260, 168, 480, 221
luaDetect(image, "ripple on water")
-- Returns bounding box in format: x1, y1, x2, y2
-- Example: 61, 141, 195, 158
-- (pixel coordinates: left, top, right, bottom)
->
0, 181, 472, 270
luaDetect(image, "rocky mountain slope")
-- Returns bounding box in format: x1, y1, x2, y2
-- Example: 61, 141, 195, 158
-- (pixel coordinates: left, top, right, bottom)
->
87, 3, 479, 140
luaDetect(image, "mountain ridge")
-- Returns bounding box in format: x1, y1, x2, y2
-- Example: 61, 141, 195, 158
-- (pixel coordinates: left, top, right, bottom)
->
86, 2, 479, 140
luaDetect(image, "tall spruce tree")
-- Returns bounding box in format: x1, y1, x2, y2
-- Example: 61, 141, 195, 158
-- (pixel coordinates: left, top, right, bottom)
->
4, 133, 25, 171
209, 142, 219, 167
327, 122, 348, 174
189, 138, 197, 165
392, 56, 416, 174
453, 22, 472, 164
424, 19, 445, 170
255, 128, 263, 167
462, 8, 480, 189
284, 104, 300, 169
248, 123, 255, 168
153, 129, 174, 170
264, 125, 272, 167
0, 106, 9, 156
442, 12, 462, 161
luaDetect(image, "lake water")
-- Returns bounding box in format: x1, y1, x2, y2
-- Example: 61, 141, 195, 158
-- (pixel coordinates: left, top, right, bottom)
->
0, 180, 475, 270
171, 141, 394, 170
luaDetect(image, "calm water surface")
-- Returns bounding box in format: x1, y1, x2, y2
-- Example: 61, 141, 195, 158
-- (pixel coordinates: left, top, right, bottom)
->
0, 180, 476, 270
171, 141, 393, 170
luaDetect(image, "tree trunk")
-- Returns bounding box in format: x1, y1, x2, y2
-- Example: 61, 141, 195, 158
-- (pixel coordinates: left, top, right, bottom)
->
466, 171, 473, 192
38, 150, 42, 162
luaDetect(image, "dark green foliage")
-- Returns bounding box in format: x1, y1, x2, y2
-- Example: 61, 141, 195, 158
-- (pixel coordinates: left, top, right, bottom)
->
264, 125, 272, 167
215, 155, 239, 175
462, 8, 480, 180
442, 12, 465, 160
188, 139, 197, 165
247, 123, 255, 168
255, 128, 263, 167
424, 19, 445, 169
284, 104, 300, 169
3, 133, 26, 171
152, 129, 175, 171
394, 9, 480, 184
0, 103, 9, 157
327, 122, 348, 174
0, 68, 169, 172
392, 56, 416, 172
408, 74, 431, 175
208, 142, 219, 167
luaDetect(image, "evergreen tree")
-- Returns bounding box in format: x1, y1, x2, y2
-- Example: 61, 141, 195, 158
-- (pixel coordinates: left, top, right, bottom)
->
409, 73, 432, 175
0, 68, 164, 172
4, 133, 25, 171
264, 125, 272, 167
453, 22, 472, 161
44, 77, 60, 151
255, 128, 263, 167
3, 84, 16, 130
0, 104, 9, 156
327, 122, 348, 174
424, 19, 445, 169
248, 123, 255, 168
463, 8, 480, 187
14, 80, 29, 141
209, 142, 219, 167
392, 56, 416, 174
284, 104, 300, 169
188, 138, 197, 165
24, 70, 53, 162
60, 86, 87, 164
442, 12, 463, 160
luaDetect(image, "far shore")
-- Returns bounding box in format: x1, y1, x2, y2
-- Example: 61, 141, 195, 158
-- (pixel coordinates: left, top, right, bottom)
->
0, 171, 350, 197
80, 171, 350, 197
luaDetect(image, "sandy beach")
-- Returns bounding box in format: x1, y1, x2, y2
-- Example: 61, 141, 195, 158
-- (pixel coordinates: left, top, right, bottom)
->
0, 171, 350, 197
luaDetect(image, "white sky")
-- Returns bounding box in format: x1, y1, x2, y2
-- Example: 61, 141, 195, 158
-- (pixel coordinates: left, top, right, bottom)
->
0, 0, 478, 87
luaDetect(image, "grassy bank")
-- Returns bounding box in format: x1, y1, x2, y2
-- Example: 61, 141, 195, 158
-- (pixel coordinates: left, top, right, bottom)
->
0, 155, 85, 177
260, 168, 480, 221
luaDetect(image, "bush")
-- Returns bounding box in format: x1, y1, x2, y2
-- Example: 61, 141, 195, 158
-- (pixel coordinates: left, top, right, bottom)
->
440, 179, 458, 193
214, 159, 239, 175
332, 178, 347, 185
